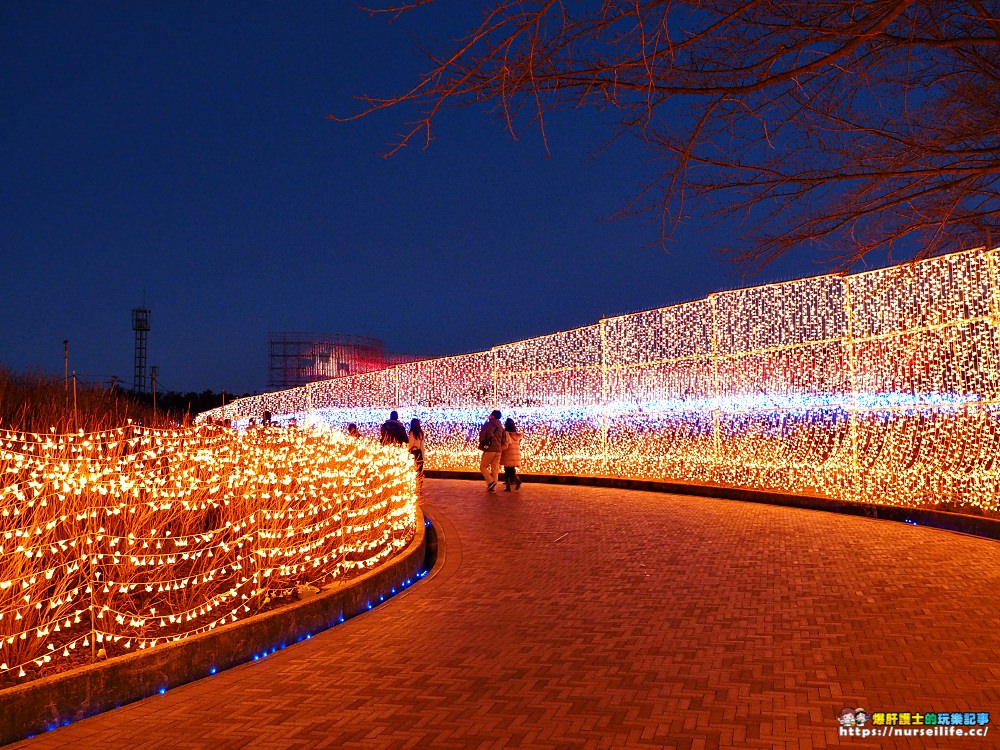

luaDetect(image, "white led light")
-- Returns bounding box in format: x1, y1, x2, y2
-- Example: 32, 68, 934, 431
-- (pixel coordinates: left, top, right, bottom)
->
0, 425, 417, 681
203, 246, 1000, 513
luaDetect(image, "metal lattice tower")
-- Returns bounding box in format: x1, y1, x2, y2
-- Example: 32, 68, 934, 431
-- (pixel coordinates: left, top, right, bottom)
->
132, 308, 150, 393
266, 332, 434, 391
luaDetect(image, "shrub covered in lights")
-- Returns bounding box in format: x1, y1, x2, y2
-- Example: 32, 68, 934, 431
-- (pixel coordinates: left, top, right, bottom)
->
0, 425, 417, 683
204, 247, 1000, 514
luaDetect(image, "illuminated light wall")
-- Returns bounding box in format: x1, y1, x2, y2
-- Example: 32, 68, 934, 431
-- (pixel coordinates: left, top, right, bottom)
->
204, 247, 1000, 513
0, 425, 417, 682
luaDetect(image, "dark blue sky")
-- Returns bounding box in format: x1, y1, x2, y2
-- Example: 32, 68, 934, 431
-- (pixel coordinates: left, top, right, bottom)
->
2, 3, 877, 394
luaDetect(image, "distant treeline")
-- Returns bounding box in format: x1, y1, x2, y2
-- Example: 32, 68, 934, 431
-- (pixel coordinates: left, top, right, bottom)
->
0, 366, 252, 433
131, 389, 254, 420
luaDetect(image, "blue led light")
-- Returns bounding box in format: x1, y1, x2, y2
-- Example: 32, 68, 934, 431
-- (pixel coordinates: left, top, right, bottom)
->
251, 390, 982, 437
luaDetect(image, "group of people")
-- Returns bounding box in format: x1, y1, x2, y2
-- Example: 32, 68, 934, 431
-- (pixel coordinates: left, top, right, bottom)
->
350, 409, 524, 493
346, 414, 426, 473
357, 411, 426, 477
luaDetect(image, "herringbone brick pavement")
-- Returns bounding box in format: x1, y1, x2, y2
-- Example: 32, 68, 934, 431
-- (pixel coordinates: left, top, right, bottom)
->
8, 479, 999, 748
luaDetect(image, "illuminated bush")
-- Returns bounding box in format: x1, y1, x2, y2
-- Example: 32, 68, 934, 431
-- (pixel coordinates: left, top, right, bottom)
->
0, 425, 417, 682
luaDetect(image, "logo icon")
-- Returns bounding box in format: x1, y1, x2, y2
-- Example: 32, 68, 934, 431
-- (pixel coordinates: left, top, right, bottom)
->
839, 707, 869, 727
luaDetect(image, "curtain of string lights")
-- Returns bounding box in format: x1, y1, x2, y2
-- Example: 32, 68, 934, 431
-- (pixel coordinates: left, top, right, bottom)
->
0, 425, 417, 682
205, 247, 1000, 513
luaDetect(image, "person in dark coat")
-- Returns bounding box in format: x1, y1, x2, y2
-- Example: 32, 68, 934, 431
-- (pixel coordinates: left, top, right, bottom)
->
478, 409, 506, 492
379, 410, 408, 446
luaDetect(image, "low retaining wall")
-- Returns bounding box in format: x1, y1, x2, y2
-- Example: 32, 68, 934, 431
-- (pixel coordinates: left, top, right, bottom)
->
0, 512, 434, 747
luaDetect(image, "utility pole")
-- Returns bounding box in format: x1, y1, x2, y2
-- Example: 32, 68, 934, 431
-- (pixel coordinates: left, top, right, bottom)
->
151, 366, 158, 424
72, 372, 78, 432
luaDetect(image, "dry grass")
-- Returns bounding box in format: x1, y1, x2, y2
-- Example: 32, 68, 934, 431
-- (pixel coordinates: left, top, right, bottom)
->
0, 367, 169, 433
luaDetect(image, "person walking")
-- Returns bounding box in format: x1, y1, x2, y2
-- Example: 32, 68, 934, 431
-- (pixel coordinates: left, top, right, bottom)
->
408, 418, 425, 477
478, 409, 506, 492
379, 410, 408, 446
500, 417, 523, 491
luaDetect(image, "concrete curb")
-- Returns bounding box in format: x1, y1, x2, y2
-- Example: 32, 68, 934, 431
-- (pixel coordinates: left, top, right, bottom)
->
426, 470, 1000, 543
0, 513, 433, 746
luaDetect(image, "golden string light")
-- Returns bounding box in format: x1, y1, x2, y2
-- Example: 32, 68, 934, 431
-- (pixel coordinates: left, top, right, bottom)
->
204, 246, 1000, 514
0, 425, 417, 682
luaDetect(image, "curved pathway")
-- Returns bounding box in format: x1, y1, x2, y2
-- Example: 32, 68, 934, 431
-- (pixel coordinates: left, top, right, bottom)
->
9, 479, 1000, 749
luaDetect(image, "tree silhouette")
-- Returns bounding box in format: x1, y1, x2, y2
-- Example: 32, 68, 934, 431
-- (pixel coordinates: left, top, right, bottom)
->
340, 1, 1000, 268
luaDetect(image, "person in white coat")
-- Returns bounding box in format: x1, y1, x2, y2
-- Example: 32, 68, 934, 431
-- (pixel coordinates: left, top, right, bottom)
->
500, 417, 523, 491
408, 418, 425, 477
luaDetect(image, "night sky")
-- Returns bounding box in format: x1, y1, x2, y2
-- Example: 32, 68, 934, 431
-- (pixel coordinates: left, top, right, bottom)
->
2, 3, 890, 395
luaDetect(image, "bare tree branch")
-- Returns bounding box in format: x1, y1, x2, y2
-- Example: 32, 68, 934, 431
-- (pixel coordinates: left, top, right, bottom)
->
338, 0, 1000, 267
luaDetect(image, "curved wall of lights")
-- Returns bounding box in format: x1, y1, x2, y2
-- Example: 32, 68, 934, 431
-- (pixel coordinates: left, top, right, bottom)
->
0, 426, 417, 683
205, 247, 1000, 514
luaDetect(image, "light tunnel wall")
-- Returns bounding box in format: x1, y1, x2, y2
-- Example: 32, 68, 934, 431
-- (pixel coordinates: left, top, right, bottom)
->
204, 248, 1000, 513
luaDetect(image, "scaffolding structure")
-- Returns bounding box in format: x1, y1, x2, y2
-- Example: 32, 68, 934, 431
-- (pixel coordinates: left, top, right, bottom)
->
132, 308, 150, 393
268, 333, 418, 391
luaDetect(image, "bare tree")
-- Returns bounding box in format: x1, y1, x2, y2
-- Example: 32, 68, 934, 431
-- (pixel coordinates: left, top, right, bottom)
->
337, 1, 1000, 268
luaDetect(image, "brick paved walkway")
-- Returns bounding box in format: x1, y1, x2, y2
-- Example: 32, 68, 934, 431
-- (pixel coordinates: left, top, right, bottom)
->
8, 479, 1000, 749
